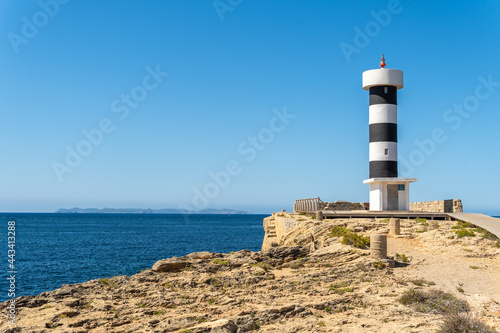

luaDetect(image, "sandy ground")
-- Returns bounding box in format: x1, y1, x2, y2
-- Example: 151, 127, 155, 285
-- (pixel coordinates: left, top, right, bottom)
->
389, 220, 500, 329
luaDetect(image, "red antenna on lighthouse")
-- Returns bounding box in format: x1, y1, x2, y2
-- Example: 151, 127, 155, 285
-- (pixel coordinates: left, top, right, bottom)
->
380, 54, 386, 68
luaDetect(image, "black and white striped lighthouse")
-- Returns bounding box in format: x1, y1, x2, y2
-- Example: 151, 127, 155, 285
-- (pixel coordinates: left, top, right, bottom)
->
363, 56, 417, 211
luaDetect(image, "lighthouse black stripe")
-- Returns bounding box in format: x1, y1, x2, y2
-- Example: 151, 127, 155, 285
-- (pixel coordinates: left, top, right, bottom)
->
369, 123, 397, 142
369, 86, 397, 105
370, 161, 398, 178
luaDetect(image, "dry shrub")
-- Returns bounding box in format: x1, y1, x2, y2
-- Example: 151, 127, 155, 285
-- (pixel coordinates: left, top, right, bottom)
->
437, 312, 497, 333
398, 289, 469, 314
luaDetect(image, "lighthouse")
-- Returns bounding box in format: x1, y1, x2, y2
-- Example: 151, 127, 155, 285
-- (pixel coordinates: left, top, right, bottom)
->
363, 56, 417, 211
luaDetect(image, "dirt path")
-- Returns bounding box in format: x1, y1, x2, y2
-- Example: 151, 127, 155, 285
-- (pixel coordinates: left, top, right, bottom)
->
388, 232, 500, 329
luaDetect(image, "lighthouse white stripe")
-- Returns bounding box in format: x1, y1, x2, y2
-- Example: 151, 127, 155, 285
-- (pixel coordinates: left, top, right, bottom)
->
369, 104, 397, 124
369, 142, 398, 161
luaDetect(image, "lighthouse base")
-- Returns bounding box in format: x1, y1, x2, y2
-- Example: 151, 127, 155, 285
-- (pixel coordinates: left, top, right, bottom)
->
363, 178, 418, 211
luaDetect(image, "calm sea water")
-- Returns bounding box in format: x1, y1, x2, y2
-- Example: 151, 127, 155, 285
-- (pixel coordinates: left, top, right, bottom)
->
0, 213, 267, 302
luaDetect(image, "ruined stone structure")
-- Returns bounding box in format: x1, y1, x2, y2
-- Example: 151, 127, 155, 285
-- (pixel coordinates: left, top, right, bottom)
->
389, 218, 400, 235
294, 199, 368, 213
293, 198, 463, 213
410, 199, 463, 213
323, 201, 366, 211
370, 234, 387, 259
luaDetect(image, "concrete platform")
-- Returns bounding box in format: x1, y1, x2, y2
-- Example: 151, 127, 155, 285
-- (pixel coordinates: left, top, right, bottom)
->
321, 210, 452, 220
447, 213, 500, 239
320, 210, 500, 239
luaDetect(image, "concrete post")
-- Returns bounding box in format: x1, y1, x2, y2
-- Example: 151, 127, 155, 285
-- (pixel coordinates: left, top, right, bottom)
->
316, 210, 323, 221
370, 234, 387, 259
389, 218, 400, 235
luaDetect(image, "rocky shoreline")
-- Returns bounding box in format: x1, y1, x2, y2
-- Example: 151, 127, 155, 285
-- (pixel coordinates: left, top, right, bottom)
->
1, 213, 499, 332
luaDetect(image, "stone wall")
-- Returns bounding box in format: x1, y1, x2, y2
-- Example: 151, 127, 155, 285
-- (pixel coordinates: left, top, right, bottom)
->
410, 199, 463, 213
323, 201, 367, 211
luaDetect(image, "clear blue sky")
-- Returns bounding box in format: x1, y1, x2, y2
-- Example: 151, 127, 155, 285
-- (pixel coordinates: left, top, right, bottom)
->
1, 0, 499, 215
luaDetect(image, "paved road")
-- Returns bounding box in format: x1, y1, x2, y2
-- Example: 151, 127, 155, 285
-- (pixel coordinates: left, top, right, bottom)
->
447, 213, 500, 239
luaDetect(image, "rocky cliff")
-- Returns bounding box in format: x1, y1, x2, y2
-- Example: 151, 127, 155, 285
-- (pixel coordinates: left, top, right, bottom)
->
1, 213, 499, 332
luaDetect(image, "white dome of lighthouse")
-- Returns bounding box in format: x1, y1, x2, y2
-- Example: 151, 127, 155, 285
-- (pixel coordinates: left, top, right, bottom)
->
362, 68, 404, 90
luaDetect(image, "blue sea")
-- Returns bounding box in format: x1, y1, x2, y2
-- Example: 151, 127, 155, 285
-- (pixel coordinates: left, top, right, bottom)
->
0, 213, 267, 302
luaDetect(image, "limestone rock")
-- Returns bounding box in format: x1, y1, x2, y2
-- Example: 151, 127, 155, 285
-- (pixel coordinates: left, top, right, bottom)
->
152, 257, 187, 272
260, 246, 309, 260
4, 215, 500, 332
190, 319, 238, 333
186, 251, 214, 260
50, 286, 75, 299
293, 232, 313, 245
228, 249, 252, 258
232, 315, 258, 331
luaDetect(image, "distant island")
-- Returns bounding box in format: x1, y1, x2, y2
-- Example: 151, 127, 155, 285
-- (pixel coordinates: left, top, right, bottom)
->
55, 208, 251, 214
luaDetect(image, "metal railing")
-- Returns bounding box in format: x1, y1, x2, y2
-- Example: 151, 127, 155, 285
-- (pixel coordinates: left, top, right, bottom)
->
293, 197, 325, 213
